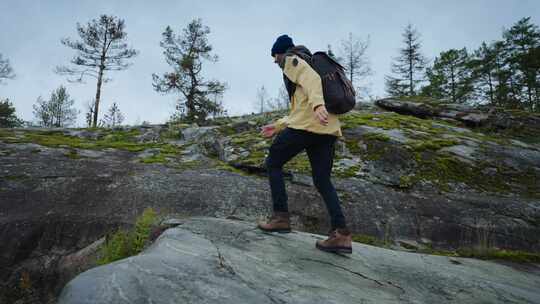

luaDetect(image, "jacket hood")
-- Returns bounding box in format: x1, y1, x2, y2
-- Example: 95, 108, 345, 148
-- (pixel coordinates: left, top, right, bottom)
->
286, 45, 312, 60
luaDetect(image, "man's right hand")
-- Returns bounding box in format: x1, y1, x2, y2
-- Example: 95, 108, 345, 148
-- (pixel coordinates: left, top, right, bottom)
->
260, 124, 277, 138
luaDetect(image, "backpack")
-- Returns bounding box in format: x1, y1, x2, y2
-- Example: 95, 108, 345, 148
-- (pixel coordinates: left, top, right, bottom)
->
286, 48, 356, 114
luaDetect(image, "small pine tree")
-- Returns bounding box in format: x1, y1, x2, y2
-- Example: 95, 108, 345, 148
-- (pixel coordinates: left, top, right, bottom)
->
84, 100, 95, 128
32, 86, 79, 127
338, 33, 372, 93
254, 85, 271, 113
101, 102, 125, 127
0, 98, 23, 127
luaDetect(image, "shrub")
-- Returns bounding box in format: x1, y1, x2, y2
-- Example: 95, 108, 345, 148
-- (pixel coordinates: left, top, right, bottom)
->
97, 207, 158, 265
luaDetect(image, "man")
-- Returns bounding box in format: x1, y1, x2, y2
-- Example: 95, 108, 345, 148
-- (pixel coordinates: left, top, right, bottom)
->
257, 34, 352, 254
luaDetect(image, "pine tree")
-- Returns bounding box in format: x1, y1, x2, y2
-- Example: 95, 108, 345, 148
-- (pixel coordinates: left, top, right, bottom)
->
503, 17, 540, 111
469, 42, 498, 105
32, 86, 78, 127
56, 15, 138, 127
422, 48, 474, 103
254, 85, 271, 113
84, 100, 95, 128
0, 98, 23, 127
0, 53, 15, 84
101, 102, 125, 127
152, 19, 227, 124
327, 44, 337, 59
338, 33, 372, 96
385, 24, 428, 97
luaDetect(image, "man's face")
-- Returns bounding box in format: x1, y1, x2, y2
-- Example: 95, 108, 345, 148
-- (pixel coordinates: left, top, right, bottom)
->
273, 54, 285, 68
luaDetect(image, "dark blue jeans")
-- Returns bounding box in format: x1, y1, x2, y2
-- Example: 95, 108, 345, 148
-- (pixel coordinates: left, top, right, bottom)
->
265, 127, 347, 229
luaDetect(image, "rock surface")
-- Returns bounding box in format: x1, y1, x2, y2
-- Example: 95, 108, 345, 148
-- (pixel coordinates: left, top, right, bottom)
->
2, 100, 540, 303
58, 217, 540, 304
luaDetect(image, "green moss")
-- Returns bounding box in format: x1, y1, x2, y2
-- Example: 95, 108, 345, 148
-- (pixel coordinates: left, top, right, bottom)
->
341, 112, 399, 130
334, 165, 361, 178
352, 234, 390, 247
9, 129, 184, 156
21, 132, 95, 149
230, 131, 261, 146
4, 175, 28, 181
237, 150, 267, 167
362, 133, 391, 142
408, 138, 459, 152
218, 124, 237, 136
456, 248, 540, 263
412, 154, 480, 192
344, 139, 364, 154
64, 149, 81, 159
364, 140, 392, 161
0, 129, 16, 138
399, 241, 419, 250
284, 152, 311, 173
341, 111, 443, 133
172, 160, 202, 170
101, 129, 140, 142
417, 245, 460, 257
140, 154, 169, 164
399, 175, 414, 188
97, 207, 158, 265
139, 145, 184, 165
213, 161, 251, 176
407, 153, 532, 195
416, 244, 540, 263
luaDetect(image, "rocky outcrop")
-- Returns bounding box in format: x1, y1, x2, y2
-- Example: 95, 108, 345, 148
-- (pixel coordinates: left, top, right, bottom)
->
58, 217, 540, 304
375, 97, 540, 132
1, 101, 540, 303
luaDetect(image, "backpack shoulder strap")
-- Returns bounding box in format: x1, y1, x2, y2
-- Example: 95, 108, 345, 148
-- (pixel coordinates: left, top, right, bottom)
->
285, 49, 312, 63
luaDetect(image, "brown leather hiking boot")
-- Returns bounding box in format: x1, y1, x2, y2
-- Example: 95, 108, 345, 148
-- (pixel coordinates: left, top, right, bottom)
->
316, 228, 352, 254
257, 211, 291, 233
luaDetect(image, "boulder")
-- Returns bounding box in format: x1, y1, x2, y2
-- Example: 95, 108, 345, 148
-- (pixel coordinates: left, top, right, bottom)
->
58, 217, 540, 304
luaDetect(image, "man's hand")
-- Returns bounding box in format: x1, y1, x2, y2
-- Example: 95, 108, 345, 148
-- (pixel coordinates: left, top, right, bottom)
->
260, 124, 277, 138
314, 105, 329, 126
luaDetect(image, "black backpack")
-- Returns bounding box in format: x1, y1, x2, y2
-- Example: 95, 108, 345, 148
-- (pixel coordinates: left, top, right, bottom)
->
285, 48, 356, 114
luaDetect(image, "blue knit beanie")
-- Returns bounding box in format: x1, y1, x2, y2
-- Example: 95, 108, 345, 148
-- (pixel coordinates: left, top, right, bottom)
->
271, 35, 294, 56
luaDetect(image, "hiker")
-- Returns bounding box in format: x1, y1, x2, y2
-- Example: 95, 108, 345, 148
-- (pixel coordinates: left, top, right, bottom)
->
257, 34, 352, 254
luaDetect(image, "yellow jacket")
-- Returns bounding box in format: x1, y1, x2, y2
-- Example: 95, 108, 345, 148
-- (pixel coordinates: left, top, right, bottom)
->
273, 55, 342, 137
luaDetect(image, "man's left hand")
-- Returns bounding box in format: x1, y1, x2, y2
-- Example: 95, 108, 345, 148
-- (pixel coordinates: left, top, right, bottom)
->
314, 105, 329, 126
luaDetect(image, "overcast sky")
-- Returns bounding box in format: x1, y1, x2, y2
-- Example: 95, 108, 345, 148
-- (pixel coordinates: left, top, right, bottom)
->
0, 0, 539, 126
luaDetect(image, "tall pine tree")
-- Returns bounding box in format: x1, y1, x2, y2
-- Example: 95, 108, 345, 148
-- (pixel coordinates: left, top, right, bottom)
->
422, 48, 474, 103
152, 19, 227, 124
56, 15, 138, 127
385, 23, 428, 97
503, 17, 540, 111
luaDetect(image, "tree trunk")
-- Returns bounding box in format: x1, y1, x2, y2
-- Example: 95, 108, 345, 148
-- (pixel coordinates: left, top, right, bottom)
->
409, 50, 414, 96
488, 72, 494, 105
93, 68, 104, 128
451, 65, 456, 103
